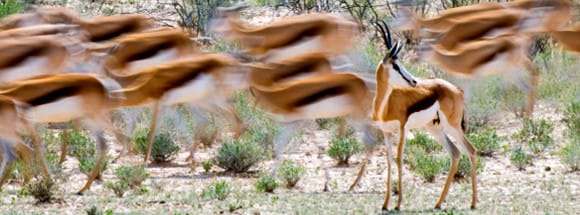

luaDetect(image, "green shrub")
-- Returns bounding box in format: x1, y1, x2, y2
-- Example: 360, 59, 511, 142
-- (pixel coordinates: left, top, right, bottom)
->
201, 181, 231, 201
234, 91, 280, 151
202, 160, 213, 173
315, 117, 342, 130
452, 155, 484, 180
563, 100, 580, 139
113, 165, 149, 188
104, 181, 128, 198
78, 154, 109, 180
559, 141, 580, 171
408, 148, 446, 182
509, 146, 533, 171
24, 179, 56, 203
467, 126, 502, 156
255, 174, 278, 193
0, 0, 27, 18
513, 118, 554, 155
277, 160, 306, 188
214, 137, 263, 173
327, 136, 363, 166
407, 132, 442, 153
134, 128, 180, 163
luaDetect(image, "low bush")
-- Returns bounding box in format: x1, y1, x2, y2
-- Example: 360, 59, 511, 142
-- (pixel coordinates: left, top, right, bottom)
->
513, 118, 554, 155
277, 159, 306, 188
202, 160, 213, 173
133, 128, 180, 163
452, 155, 484, 180
104, 181, 128, 198
255, 174, 278, 193
327, 136, 363, 166
563, 100, 579, 140
407, 132, 442, 153
24, 179, 56, 203
408, 148, 446, 182
509, 146, 533, 171
559, 141, 580, 171
201, 181, 231, 201
467, 126, 502, 156
214, 137, 263, 173
113, 165, 149, 188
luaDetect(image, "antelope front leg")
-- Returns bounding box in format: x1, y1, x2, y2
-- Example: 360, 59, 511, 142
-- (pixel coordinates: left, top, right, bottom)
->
23, 123, 51, 181
394, 126, 406, 211
523, 60, 539, 117
381, 131, 394, 210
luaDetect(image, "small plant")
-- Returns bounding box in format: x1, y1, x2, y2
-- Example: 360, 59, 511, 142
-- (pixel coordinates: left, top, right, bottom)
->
201, 181, 231, 201
214, 137, 263, 173
24, 179, 56, 203
453, 155, 484, 180
327, 136, 363, 166
134, 128, 180, 163
65, 129, 109, 180
513, 118, 554, 155
315, 117, 342, 130
510, 146, 533, 171
407, 132, 442, 153
255, 174, 278, 193
104, 181, 128, 198
0, 0, 27, 19
409, 149, 446, 182
86, 205, 102, 215
202, 160, 213, 173
467, 126, 502, 156
277, 160, 306, 188
78, 155, 109, 180
563, 100, 579, 140
558, 141, 580, 171
114, 165, 149, 188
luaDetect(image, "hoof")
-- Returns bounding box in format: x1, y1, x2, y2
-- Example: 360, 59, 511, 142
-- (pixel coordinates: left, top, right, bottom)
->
434, 205, 442, 210
76, 191, 84, 196
394, 206, 400, 211
470, 204, 477, 210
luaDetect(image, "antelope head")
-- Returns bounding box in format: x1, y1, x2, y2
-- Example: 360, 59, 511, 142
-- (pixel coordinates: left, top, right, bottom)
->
208, 2, 248, 36
373, 20, 417, 88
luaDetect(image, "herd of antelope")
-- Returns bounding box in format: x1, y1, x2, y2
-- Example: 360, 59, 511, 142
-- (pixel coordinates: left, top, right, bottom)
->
0, 0, 577, 211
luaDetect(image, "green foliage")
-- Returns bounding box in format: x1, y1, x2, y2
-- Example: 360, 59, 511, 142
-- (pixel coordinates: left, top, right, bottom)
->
559, 141, 580, 171
509, 146, 533, 171
0, 0, 27, 18
467, 126, 502, 156
65, 129, 109, 179
234, 91, 280, 152
201, 181, 231, 201
327, 136, 363, 166
563, 100, 580, 140
452, 155, 484, 180
277, 159, 306, 188
466, 78, 503, 129
214, 136, 263, 173
133, 128, 180, 163
104, 181, 129, 198
202, 160, 213, 173
407, 147, 446, 182
255, 174, 278, 193
513, 118, 554, 155
315, 117, 342, 130
78, 155, 109, 180
24, 179, 56, 203
113, 165, 149, 188
407, 132, 442, 153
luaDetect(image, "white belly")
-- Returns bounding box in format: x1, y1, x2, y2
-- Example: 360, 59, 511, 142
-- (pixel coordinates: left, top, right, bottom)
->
162, 74, 216, 105
271, 95, 356, 122
0, 57, 50, 83
406, 101, 440, 129
24, 97, 86, 123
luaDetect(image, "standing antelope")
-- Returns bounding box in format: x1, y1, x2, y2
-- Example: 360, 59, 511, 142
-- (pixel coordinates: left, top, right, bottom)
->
209, 3, 359, 61
349, 21, 478, 210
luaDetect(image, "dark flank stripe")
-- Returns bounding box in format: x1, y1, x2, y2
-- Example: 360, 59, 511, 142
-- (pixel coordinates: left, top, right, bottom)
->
475, 45, 510, 67
407, 93, 438, 117
27, 86, 81, 106
0, 47, 44, 70
293, 86, 347, 107
274, 62, 318, 82
276, 27, 321, 49
90, 23, 140, 42
125, 41, 176, 62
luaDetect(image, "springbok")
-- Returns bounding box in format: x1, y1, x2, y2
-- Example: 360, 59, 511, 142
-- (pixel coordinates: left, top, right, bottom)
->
0, 73, 124, 194
209, 3, 359, 61
549, 22, 580, 53
349, 21, 478, 210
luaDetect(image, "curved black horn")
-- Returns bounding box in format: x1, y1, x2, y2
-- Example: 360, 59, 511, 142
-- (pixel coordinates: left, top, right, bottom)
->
378, 20, 393, 49
373, 20, 392, 50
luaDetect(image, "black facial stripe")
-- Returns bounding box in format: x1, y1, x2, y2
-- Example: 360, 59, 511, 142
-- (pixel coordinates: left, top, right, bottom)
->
393, 62, 413, 84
